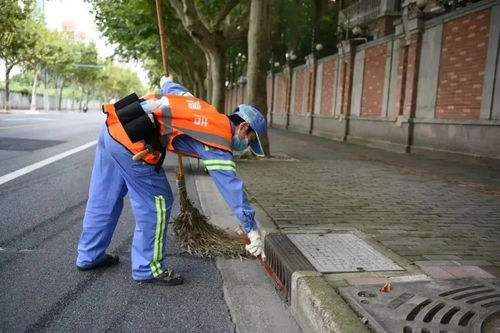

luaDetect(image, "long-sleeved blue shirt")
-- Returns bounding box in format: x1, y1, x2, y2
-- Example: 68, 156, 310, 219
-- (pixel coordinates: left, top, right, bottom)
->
162, 81, 257, 232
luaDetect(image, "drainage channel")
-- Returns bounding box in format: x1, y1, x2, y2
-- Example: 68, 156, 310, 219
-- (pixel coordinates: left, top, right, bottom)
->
264, 234, 315, 301
264, 232, 405, 302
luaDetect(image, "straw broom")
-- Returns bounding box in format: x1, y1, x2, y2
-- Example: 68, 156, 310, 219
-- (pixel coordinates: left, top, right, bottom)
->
154, 0, 248, 258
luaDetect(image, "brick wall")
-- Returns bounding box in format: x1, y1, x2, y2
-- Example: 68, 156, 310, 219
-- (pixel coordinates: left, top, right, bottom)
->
293, 68, 306, 114
224, 2, 499, 158
273, 73, 288, 114
361, 44, 387, 116
319, 59, 336, 115
435, 9, 491, 119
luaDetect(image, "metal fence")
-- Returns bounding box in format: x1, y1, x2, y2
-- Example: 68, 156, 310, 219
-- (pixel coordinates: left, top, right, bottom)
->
340, 0, 383, 27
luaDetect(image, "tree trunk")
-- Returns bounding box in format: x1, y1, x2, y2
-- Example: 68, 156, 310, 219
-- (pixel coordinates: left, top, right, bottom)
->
207, 46, 226, 113
79, 86, 83, 111
194, 70, 206, 102
246, 0, 271, 155
165, 0, 247, 111
30, 70, 38, 111
205, 53, 212, 103
5, 64, 13, 111
57, 79, 65, 111
43, 70, 49, 112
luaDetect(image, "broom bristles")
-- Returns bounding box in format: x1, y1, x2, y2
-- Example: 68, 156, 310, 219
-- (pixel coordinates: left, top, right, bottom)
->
172, 199, 250, 258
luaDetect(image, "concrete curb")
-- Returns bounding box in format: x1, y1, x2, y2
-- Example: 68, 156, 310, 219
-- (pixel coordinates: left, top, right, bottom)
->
291, 271, 370, 333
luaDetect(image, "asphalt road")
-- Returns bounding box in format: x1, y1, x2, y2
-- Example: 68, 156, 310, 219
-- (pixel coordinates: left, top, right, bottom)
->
0, 111, 236, 332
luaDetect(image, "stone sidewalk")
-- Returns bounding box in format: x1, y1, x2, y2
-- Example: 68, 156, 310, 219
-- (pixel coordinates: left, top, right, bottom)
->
233, 127, 500, 332
237, 128, 500, 267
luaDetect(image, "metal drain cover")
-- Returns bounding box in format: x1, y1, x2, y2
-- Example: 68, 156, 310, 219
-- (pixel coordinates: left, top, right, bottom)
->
287, 234, 403, 273
339, 278, 500, 333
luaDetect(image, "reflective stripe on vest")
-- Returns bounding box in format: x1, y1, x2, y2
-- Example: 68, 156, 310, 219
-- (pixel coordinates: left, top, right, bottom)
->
103, 103, 161, 165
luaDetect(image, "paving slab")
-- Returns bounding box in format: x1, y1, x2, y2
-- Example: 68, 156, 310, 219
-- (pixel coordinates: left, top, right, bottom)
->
236, 128, 500, 269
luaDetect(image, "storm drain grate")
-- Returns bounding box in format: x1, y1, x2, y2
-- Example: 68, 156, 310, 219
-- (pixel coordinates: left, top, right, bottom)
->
339, 278, 500, 333
264, 234, 315, 302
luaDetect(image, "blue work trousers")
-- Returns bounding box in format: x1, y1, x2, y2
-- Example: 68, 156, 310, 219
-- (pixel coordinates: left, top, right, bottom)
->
76, 125, 173, 280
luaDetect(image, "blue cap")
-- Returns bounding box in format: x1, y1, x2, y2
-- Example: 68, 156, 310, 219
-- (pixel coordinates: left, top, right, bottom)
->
233, 104, 266, 157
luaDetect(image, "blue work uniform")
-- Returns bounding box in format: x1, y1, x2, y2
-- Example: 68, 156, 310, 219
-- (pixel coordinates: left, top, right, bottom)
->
76, 82, 257, 280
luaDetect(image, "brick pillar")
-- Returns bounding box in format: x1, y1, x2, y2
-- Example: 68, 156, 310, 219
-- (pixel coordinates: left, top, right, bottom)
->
337, 40, 356, 141
305, 54, 317, 134
394, 34, 407, 117
284, 65, 293, 129
394, 14, 424, 118
338, 40, 356, 117
267, 70, 274, 127
394, 12, 424, 150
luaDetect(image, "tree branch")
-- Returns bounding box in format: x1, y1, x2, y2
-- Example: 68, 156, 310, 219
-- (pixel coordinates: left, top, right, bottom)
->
213, 0, 241, 29
222, 11, 249, 48
165, 0, 214, 50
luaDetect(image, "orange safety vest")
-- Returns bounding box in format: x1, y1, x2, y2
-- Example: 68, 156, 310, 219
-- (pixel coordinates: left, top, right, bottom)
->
153, 94, 232, 157
103, 94, 232, 165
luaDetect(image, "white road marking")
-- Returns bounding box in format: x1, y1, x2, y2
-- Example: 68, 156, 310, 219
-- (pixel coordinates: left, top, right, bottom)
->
0, 140, 97, 186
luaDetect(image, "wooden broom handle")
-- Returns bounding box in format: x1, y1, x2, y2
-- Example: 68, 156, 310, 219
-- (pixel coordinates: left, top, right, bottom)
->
132, 1, 173, 164
156, 1, 185, 177
155, 0, 169, 77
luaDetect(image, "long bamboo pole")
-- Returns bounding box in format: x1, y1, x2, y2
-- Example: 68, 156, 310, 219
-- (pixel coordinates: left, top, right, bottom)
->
154, 0, 185, 183
155, 0, 169, 77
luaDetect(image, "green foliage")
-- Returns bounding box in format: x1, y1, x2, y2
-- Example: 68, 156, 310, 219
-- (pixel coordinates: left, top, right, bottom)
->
88, 0, 206, 88
194, 0, 248, 30
71, 41, 101, 87
0, 0, 144, 104
224, 0, 340, 82
95, 62, 145, 100
0, 0, 41, 71
269, 0, 340, 68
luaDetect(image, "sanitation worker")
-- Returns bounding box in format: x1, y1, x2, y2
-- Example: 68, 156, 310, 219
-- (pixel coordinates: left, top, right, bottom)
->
76, 78, 266, 286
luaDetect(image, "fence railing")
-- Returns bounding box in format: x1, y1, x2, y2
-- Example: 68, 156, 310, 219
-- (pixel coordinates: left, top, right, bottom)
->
340, 0, 382, 27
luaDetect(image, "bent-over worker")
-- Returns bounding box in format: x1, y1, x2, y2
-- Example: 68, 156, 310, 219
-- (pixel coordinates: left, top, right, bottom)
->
76, 78, 267, 286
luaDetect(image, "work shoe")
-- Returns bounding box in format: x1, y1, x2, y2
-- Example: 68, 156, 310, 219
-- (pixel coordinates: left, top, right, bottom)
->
138, 270, 184, 286
77, 254, 119, 271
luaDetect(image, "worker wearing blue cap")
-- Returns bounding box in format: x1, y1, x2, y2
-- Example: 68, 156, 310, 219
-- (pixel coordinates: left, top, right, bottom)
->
76, 77, 267, 286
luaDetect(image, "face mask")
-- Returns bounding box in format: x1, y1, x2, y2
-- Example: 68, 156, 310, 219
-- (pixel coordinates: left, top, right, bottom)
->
232, 135, 249, 151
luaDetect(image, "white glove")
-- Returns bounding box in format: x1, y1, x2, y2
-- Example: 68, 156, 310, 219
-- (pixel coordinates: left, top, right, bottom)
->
160, 75, 173, 88
245, 229, 264, 257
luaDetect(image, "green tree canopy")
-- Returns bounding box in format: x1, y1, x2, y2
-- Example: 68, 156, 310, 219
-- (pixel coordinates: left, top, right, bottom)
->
88, 0, 206, 96
96, 62, 145, 101
0, 0, 42, 109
